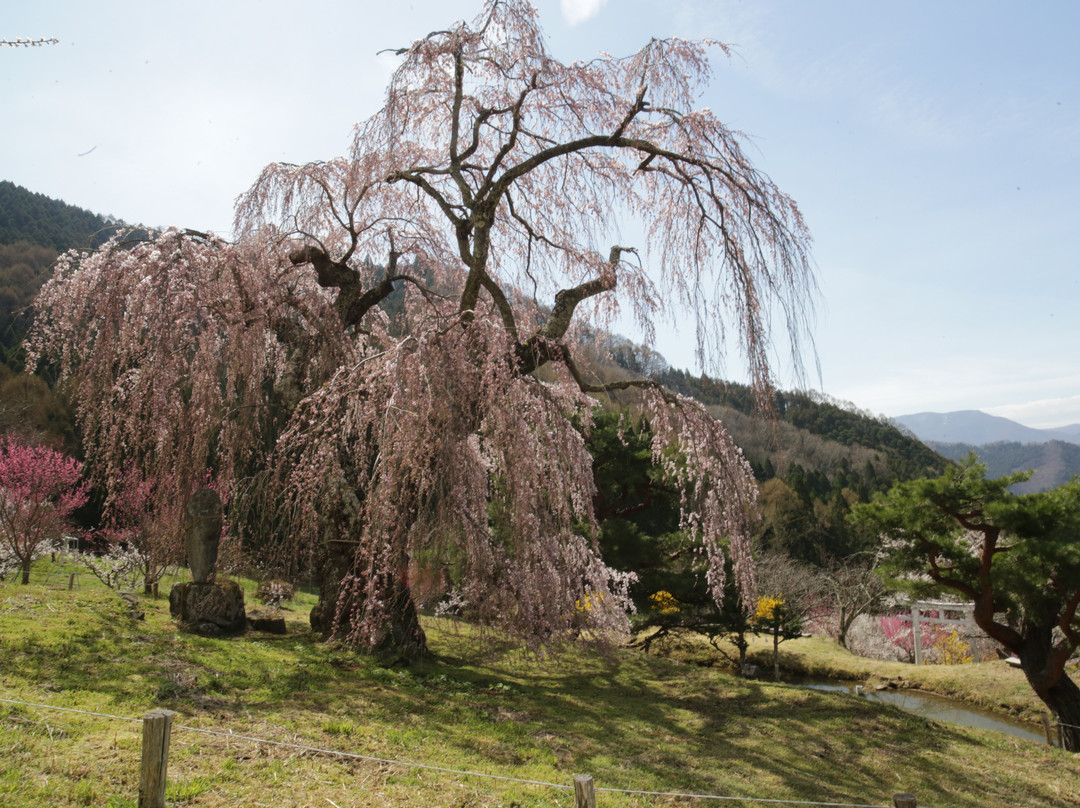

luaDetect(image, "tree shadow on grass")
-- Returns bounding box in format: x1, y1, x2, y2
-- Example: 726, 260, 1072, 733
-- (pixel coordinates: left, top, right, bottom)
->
411, 640, 1072, 808
1, 591, 1072, 808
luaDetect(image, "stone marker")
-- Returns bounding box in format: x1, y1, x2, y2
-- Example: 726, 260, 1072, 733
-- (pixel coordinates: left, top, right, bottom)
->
170, 488, 246, 636
185, 487, 223, 584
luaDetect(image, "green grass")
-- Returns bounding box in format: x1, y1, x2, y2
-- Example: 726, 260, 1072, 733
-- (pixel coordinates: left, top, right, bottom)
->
746, 634, 1050, 722
0, 560, 1077, 807
643, 628, 1051, 723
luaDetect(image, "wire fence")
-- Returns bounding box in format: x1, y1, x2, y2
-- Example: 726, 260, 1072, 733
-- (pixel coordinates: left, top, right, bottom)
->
0, 694, 926, 808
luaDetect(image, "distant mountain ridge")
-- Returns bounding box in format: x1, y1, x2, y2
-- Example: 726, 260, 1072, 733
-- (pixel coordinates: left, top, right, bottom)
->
894, 410, 1080, 447
893, 410, 1080, 493
927, 440, 1080, 494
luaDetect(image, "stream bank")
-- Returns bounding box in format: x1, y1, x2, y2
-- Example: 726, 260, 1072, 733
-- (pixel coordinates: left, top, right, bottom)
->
741, 635, 1049, 723
793, 678, 1048, 744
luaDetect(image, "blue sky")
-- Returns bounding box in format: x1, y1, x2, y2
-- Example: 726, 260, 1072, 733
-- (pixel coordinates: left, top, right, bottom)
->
3, 1, 1078, 427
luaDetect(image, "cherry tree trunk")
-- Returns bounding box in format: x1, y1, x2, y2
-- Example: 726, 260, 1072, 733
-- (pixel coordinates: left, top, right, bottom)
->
309, 539, 428, 662
20, 557, 31, 585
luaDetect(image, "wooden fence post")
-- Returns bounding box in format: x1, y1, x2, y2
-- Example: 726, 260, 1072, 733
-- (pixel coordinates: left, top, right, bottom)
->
893, 793, 916, 808
911, 604, 922, 665
574, 774, 597, 808
139, 709, 175, 808
1042, 713, 1055, 746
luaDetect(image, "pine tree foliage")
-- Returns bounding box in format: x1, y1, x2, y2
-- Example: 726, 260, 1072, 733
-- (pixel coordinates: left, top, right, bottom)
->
854, 459, 1080, 750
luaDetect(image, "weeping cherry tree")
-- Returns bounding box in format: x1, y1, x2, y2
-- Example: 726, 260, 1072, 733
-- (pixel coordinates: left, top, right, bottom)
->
29, 0, 815, 659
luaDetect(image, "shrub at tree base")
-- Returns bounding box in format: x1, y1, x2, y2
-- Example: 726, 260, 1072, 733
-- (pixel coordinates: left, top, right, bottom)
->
256, 580, 295, 608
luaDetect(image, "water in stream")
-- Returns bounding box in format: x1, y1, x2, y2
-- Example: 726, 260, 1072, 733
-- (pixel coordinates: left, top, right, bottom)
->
797, 680, 1047, 744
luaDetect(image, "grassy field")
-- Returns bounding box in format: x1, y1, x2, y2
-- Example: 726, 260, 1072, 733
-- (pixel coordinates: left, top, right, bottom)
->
1, 560, 1078, 807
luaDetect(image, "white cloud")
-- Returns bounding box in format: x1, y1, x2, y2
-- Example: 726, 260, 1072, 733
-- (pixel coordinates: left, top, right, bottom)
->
561, 0, 607, 26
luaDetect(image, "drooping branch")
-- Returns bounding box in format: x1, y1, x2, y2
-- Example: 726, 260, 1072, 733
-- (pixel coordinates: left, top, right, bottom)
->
355, 2, 816, 402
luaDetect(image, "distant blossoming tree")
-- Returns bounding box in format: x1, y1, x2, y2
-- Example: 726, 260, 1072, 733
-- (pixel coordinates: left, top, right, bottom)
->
0, 434, 87, 584
29, 0, 814, 659
97, 467, 183, 596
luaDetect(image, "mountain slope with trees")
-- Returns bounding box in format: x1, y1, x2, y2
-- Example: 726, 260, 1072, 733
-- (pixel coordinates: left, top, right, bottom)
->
0, 180, 119, 253
0, 181, 127, 371
893, 410, 1080, 493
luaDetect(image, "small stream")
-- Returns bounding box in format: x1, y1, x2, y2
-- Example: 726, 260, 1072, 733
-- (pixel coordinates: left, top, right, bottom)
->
795, 679, 1047, 744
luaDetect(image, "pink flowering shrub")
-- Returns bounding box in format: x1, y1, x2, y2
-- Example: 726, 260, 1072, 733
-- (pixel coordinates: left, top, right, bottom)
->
846, 611, 998, 664
0, 434, 88, 584
97, 467, 185, 595
879, 613, 918, 662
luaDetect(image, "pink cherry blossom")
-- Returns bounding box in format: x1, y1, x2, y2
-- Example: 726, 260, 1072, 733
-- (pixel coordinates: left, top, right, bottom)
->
30, 0, 814, 656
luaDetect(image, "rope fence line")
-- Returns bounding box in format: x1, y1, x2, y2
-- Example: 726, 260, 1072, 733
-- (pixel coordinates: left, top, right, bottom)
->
173, 723, 575, 792
0, 695, 142, 724
0, 693, 922, 808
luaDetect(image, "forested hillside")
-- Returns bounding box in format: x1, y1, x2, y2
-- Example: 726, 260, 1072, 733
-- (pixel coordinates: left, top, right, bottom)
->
0, 181, 127, 370
652, 368, 946, 483
0, 241, 57, 367
0, 181, 118, 252
591, 347, 950, 569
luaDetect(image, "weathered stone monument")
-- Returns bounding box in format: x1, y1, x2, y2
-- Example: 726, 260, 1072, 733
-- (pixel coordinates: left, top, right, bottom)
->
169, 488, 246, 636
185, 487, 221, 584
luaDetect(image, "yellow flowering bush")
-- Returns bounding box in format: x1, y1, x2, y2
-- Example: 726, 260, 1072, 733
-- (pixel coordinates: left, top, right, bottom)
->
754, 595, 785, 623
937, 628, 974, 665
649, 590, 681, 614
575, 591, 604, 612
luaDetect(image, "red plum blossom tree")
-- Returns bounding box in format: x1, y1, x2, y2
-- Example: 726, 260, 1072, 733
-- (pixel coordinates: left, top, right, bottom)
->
29, 0, 815, 658
0, 434, 87, 584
